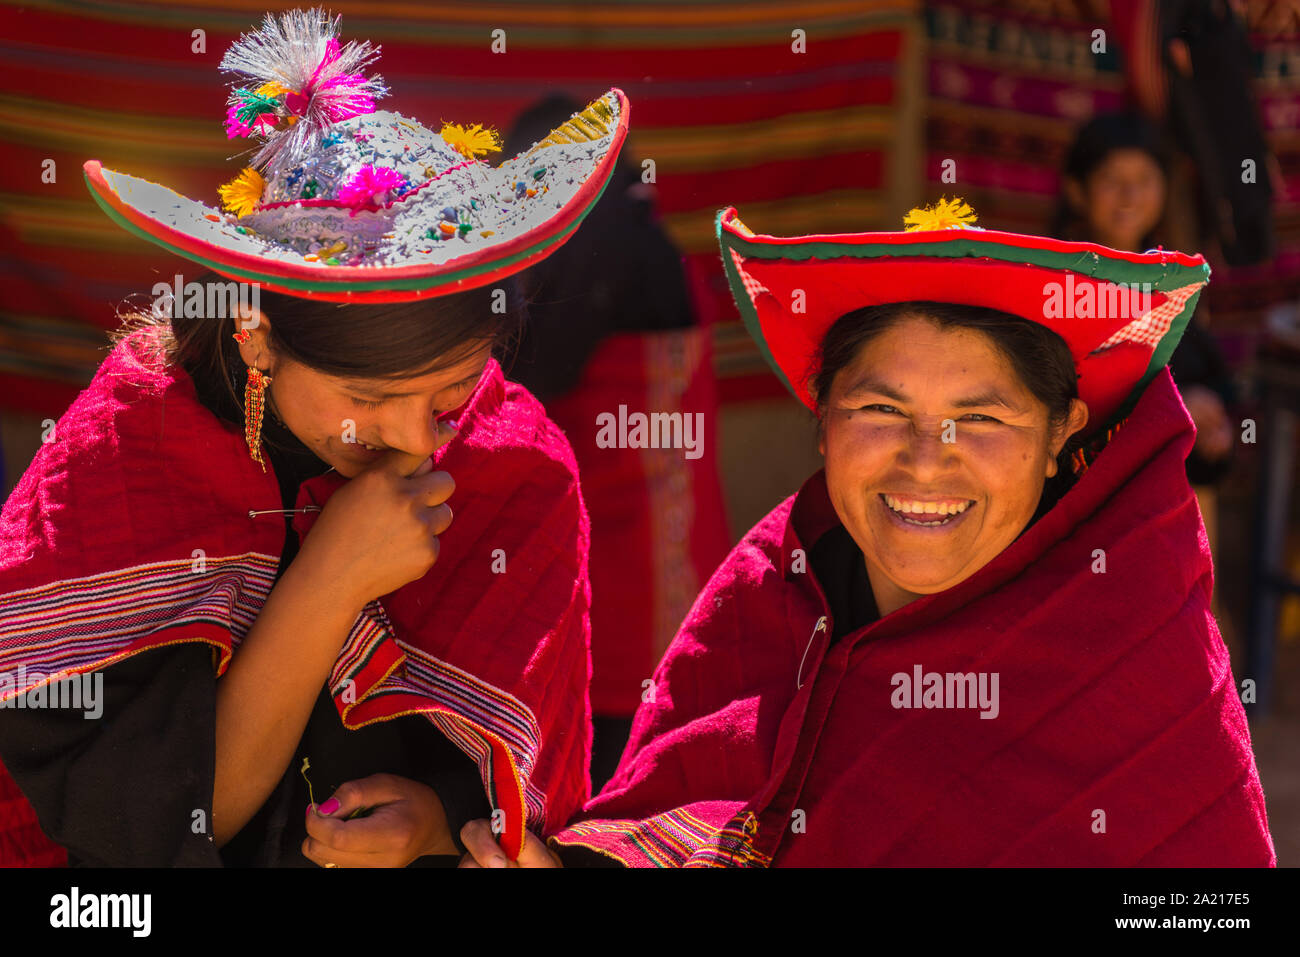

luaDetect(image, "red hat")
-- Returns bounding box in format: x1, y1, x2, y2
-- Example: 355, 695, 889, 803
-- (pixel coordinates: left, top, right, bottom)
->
717, 198, 1210, 437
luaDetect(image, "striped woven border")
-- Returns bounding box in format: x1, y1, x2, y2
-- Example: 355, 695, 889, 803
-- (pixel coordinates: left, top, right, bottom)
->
0, 553, 550, 852
324, 614, 547, 852
683, 811, 771, 868
362, 642, 549, 835
327, 598, 405, 702
554, 807, 770, 868
0, 553, 280, 698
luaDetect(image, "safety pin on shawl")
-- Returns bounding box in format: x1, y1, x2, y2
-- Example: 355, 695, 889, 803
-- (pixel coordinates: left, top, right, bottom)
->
247, 468, 335, 519
247, 507, 321, 519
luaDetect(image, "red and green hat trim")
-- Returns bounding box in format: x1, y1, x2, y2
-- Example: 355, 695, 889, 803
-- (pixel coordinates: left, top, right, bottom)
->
81, 89, 630, 304
716, 205, 1210, 437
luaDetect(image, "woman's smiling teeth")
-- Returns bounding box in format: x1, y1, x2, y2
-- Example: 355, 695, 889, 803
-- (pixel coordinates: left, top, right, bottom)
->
882, 493, 973, 516
880, 493, 975, 529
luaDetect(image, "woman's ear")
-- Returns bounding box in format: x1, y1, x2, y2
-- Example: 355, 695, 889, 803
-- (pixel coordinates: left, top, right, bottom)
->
1046, 399, 1090, 475
231, 309, 273, 370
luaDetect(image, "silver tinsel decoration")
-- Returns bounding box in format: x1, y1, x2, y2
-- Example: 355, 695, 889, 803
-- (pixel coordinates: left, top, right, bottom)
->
219, 6, 388, 181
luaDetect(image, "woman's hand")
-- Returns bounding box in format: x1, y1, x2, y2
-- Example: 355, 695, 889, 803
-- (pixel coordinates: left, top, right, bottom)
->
296, 422, 459, 605
302, 773, 455, 867
457, 819, 562, 868
1181, 384, 1234, 463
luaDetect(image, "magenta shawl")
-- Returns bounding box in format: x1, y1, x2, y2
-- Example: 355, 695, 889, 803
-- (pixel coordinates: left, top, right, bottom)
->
550, 368, 1275, 866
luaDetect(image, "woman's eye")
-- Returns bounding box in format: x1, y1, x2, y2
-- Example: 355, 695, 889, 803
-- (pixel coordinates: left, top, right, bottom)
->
858, 404, 998, 423
350, 377, 475, 412
443, 375, 480, 400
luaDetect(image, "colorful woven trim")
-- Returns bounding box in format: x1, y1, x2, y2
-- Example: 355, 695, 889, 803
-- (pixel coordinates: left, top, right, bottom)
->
401, 642, 546, 832
327, 598, 405, 703
0, 553, 281, 700
682, 811, 771, 868
0, 552, 547, 856
1070, 415, 1130, 478
553, 807, 771, 868
335, 634, 548, 850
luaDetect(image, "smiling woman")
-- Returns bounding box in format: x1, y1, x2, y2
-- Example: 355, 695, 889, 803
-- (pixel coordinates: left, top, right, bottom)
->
458, 200, 1275, 868
810, 302, 1089, 616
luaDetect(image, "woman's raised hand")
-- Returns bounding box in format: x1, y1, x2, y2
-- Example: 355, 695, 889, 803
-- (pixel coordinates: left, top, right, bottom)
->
296, 421, 459, 605
457, 819, 562, 868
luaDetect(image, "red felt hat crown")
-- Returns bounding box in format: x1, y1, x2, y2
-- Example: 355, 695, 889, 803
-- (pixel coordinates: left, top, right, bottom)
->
717, 199, 1210, 437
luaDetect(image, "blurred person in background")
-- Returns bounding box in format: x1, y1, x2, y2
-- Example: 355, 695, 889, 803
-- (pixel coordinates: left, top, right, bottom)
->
1053, 111, 1236, 562
502, 96, 731, 792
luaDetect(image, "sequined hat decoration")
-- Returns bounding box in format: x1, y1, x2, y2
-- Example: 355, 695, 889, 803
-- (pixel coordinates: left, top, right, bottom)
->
83, 6, 630, 302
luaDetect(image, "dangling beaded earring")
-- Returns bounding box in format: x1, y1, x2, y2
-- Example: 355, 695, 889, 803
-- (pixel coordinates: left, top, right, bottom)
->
233, 330, 271, 471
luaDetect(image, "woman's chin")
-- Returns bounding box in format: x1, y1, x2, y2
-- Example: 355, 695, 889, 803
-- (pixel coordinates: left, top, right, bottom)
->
876, 561, 968, 598
313, 448, 357, 477
867, 531, 980, 594
321, 440, 387, 476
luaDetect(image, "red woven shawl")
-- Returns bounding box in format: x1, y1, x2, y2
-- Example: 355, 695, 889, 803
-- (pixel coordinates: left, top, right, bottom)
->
0, 329, 592, 864
550, 368, 1275, 867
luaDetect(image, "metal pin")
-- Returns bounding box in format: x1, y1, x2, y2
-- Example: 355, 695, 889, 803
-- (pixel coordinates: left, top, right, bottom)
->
248, 507, 322, 519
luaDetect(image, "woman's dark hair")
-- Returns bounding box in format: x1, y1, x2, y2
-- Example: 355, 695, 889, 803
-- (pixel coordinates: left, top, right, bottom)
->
109, 270, 527, 452
1050, 110, 1175, 248
809, 301, 1088, 519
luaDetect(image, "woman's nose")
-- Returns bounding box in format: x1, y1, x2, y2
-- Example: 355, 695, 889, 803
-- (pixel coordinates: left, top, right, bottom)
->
387, 406, 443, 458
899, 421, 957, 477
1117, 182, 1142, 204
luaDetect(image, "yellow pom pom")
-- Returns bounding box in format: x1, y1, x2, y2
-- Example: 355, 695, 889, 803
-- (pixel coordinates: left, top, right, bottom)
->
218, 167, 265, 218
439, 121, 502, 160
255, 81, 292, 98
902, 197, 978, 232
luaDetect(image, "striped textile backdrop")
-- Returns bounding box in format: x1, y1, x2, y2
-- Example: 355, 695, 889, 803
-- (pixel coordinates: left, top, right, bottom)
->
0, 0, 920, 418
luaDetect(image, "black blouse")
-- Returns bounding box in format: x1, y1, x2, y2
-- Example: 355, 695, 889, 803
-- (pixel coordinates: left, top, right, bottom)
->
807, 524, 880, 642
0, 347, 489, 867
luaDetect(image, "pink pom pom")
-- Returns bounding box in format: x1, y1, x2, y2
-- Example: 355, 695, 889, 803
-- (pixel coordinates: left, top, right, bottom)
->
337, 165, 406, 209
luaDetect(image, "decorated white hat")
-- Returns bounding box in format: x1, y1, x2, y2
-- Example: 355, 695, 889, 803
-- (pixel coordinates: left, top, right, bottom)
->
83, 6, 630, 302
